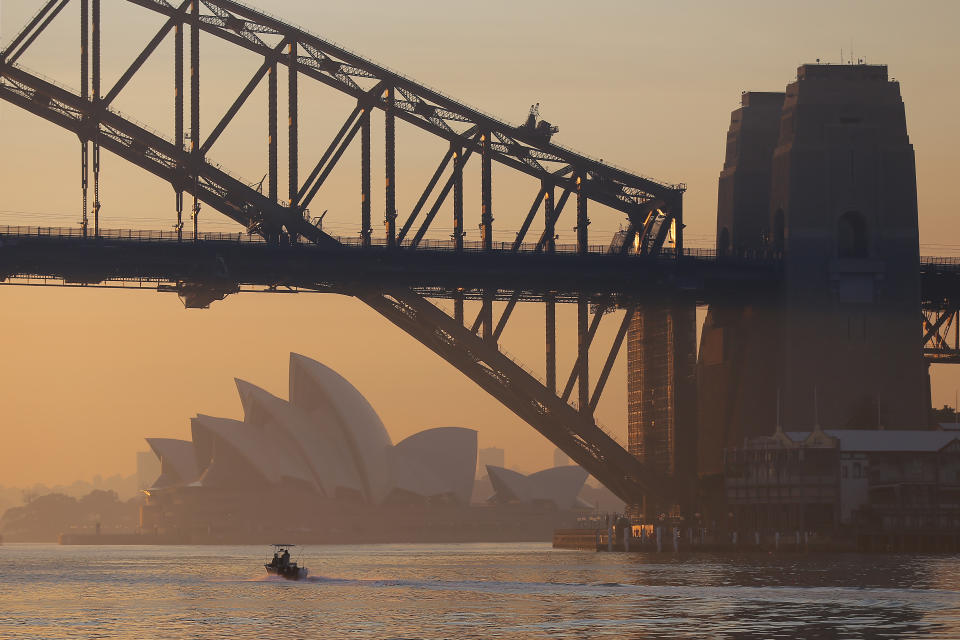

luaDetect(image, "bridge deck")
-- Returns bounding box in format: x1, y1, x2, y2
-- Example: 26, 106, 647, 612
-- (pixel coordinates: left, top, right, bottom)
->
5, 227, 959, 309
0, 226, 782, 304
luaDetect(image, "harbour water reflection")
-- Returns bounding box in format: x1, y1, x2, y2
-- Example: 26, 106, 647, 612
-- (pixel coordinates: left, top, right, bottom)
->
0, 543, 958, 639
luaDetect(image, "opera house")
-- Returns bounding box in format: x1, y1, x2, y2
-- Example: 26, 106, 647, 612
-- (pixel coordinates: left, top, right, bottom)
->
486, 466, 592, 509
140, 354, 591, 543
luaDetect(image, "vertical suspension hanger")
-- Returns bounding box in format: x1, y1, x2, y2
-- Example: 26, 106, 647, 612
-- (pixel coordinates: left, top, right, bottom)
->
452, 142, 463, 251
577, 173, 590, 413
452, 140, 465, 324
288, 40, 299, 242
480, 131, 493, 337
190, 0, 200, 240
92, 0, 101, 236
80, 0, 89, 237
360, 105, 371, 247
267, 58, 277, 205
544, 180, 556, 394
481, 131, 492, 250
384, 86, 396, 247
175, 16, 184, 240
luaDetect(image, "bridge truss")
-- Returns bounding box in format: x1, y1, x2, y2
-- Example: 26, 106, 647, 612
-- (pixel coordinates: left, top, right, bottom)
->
0, 0, 691, 505
923, 307, 960, 364
920, 260, 960, 364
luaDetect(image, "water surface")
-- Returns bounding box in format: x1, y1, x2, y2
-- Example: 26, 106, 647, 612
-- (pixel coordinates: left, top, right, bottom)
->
1, 543, 959, 638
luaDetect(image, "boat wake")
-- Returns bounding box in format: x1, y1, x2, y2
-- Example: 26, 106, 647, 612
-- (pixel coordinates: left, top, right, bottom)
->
264, 574, 960, 610
241, 574, 289, 582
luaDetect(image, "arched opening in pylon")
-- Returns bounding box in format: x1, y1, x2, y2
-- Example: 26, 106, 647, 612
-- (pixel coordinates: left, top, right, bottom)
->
837, 211, 869, 258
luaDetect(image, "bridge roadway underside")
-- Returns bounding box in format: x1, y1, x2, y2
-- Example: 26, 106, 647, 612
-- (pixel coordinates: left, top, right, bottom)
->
0, 232, 784, 304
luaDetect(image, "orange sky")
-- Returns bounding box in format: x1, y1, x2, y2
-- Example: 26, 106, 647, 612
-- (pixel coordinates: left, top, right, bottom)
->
2, 0, 959, 486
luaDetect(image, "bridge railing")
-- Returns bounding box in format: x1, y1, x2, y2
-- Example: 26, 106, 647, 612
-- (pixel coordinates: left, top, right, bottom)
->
0, 225, 735, 262
0, 225, 260, 244
921, 256, 960, 267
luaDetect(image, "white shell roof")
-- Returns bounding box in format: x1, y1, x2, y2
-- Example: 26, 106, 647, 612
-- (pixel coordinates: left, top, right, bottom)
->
391, 427, 477, 504
190, 414, 318, 490
288, 354, 392, 503
486, 465, 588, 508
145, 438, 198, 488
233, 379, 363, 497
148, 353, 482, 504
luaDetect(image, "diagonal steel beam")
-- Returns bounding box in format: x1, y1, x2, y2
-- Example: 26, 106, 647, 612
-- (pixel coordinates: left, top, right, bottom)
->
589, 306, 633, 412
492, 295, 519, 342
469, 300, 484, 335
922, 306, 959, 346
922, 312, 952, 351
200, 49, 281, 156
3, 0, 70, 66
943, 313, 958, 350
534, 188, 571, 252
511, 187, 547, 252
561, 305, 606, 403
409, 143, 476, 249
299, 117, 363, 212
932, 312, 955, 351
296, 105, 362, 205
1, 0, 63, 64
101, 0, 191, 107
397, 147, 455, 244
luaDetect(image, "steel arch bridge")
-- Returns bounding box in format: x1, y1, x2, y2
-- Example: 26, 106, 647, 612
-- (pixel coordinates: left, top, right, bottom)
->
0, 0, 697, 506
5, 1, 960, 509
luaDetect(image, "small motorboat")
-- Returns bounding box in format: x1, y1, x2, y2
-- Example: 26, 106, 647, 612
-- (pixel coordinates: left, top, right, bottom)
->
264, 544, 308, 580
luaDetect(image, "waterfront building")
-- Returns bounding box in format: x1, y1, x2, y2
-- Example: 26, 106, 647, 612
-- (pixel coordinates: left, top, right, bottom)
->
723, 427, 960, 534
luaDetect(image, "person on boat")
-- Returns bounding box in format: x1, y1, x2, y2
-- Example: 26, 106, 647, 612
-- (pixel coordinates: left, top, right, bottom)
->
269, 552, 279, 567
281, 549, 290, 567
